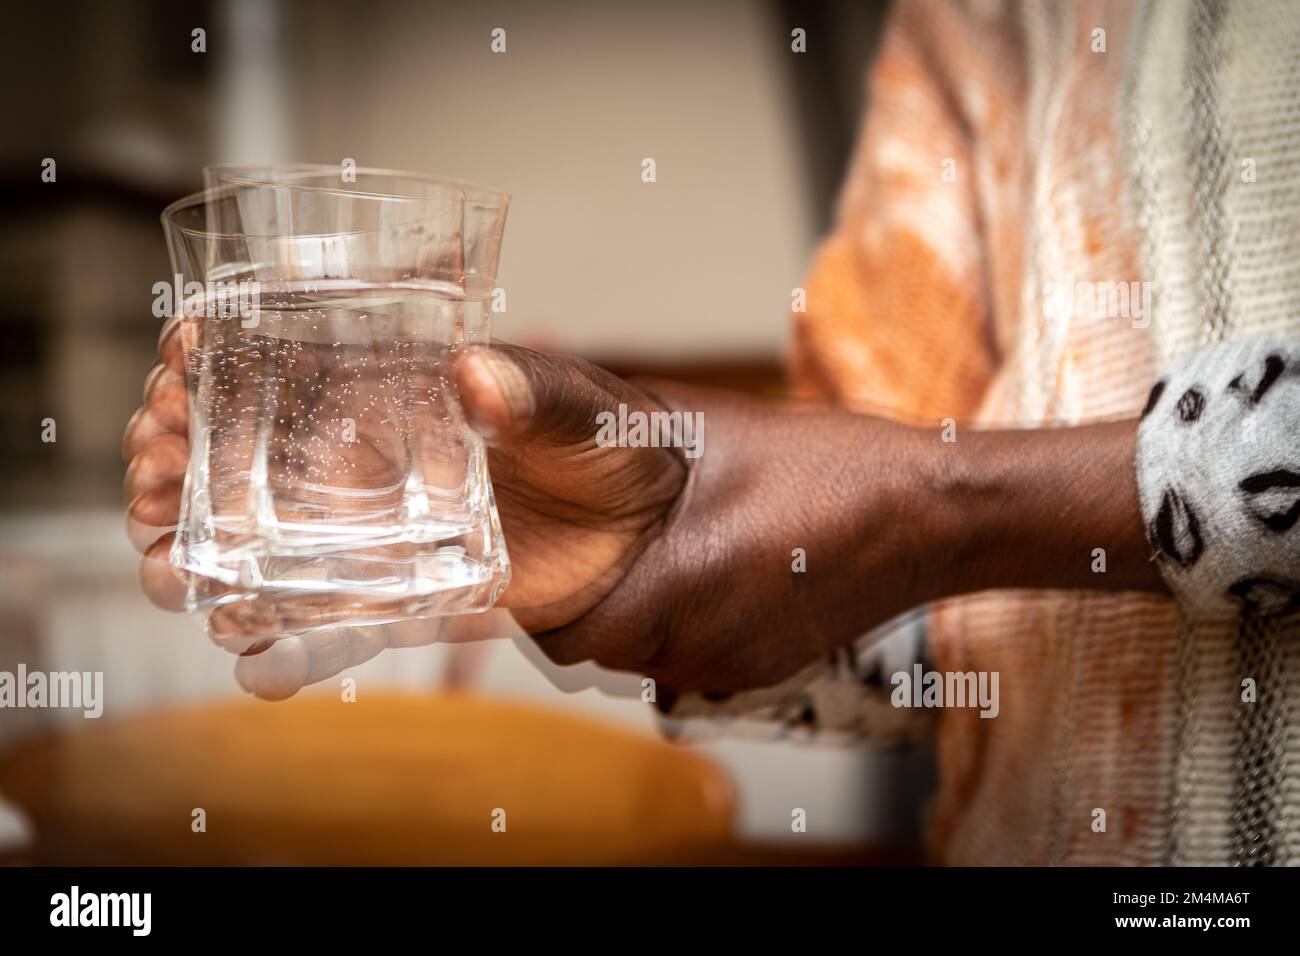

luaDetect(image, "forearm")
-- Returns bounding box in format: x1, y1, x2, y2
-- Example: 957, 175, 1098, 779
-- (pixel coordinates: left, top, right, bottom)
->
926, 420, 1167, 599
654, 393, 1166, 622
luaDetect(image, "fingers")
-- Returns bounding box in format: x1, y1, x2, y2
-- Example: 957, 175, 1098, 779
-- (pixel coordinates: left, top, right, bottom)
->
158, 315, 186, 375
455, 343, 646, 447
126, 481, 182, 553
124, 432, 188, 502
139, 533, 188, 612
437, 608, 516, 645
232, 626, 395, 701
143, 367, 188, 429
122, 317, 189, 462
206, 598, 305, 654
233, 636, 314, 700
122, 406, 165, 461
384, 616, 450, 648
206, 594, 445, 654
122, 370, 187, 460
127, 319, 193, 613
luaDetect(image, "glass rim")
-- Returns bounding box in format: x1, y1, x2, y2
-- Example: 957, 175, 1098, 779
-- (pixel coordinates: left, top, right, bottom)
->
204, 163, 509, 209
161, 185, 467, 242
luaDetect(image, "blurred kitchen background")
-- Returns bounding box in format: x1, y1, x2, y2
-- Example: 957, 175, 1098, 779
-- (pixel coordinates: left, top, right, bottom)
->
0, 0, 935, 863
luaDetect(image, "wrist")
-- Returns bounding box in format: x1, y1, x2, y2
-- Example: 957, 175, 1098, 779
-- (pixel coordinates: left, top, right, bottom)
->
919, 419, 1164, 598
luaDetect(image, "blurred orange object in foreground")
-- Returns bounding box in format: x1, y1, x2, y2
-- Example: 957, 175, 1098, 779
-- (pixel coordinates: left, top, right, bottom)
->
0, 693, 734, 865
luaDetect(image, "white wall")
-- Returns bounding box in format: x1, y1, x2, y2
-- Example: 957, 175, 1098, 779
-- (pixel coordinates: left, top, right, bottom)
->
215, 0, 816, 360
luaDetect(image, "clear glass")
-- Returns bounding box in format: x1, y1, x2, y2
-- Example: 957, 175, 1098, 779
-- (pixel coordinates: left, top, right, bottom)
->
161, 168, 511, 641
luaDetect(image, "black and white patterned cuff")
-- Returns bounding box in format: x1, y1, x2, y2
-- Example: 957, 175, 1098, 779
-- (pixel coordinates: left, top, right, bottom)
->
657, 616, 933, 745
1136, 338, 1300, 620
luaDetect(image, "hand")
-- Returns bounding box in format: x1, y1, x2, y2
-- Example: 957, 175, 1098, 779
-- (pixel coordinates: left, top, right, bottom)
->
124, 320, 688, 692
518, 384, 943, 691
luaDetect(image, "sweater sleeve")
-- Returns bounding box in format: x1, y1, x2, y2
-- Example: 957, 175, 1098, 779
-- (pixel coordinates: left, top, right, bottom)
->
1137, 338, 1300, 620
658, 617, 932, 745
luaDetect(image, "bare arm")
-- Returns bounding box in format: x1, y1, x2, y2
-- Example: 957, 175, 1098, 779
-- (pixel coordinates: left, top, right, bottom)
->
936, 420, 1163, 596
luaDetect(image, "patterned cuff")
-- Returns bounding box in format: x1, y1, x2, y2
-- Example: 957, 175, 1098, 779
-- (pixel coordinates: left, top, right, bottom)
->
1136, 338, 1300, 620
657, 615, 933, 745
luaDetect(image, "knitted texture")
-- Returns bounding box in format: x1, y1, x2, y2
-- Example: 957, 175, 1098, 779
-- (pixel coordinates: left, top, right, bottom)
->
1137, 340, 1300, 621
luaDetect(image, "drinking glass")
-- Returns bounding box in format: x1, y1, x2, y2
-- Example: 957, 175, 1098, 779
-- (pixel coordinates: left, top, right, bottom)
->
160, 168, 511, 641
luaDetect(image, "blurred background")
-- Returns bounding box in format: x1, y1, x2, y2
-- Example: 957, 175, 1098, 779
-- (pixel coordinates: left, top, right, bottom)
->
0, 0, 935, 864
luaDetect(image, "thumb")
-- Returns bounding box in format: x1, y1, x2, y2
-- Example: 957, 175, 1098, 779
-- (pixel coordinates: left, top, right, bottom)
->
455, 343, 643, 447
